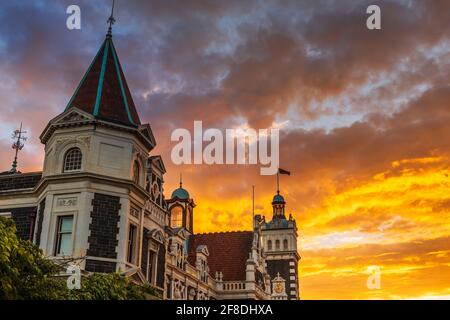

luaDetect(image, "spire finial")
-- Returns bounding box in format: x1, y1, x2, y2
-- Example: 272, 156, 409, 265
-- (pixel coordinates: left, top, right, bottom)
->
276, 169, 280, 194
106, 0, 116, 38
179, 173, 183, 188
9, 122, 27, 173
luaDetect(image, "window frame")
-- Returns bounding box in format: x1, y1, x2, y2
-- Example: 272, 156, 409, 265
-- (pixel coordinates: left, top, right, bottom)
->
54, 215, 74, 256
63, 147, 83, 173
127, 223, 138, 264
170, 205, 183, 229
283, 239, 289, 250
147, 242, 158, 285
132, 160, 141, 185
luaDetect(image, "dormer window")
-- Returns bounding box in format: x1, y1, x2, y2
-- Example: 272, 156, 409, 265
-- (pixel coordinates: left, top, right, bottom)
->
63, 147, 82, 172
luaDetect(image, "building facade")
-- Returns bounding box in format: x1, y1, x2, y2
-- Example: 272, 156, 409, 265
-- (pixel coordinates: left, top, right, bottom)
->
0, 29, 300, 300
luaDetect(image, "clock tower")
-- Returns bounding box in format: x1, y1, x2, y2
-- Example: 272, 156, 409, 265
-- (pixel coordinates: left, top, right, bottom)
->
271, 273, 288, 300
260, 191, 300, 299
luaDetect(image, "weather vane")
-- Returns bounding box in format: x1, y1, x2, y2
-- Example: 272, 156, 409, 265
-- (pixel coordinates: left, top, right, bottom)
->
9, 122, 27, 173
106, 0, 116, 37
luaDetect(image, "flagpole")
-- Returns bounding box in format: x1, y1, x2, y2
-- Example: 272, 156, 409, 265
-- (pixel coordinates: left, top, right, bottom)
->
276, 169, 280, 194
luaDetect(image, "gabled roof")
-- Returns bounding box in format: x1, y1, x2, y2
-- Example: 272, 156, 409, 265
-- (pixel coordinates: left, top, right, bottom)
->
65, 35, 141, 127
187, 231, 253, 281
149, 155, 166, 174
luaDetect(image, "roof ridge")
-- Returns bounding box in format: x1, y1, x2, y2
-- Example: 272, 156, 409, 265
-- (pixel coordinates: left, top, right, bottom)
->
194, 230, 252, 235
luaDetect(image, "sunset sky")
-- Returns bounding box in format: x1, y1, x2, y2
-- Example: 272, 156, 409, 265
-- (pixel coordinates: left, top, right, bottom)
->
0, 0, 449, 299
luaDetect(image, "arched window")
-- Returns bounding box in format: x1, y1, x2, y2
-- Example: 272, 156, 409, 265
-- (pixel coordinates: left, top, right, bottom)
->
63, 147, 82, 172
267, 240, 272, 251
283, 239, 288, 250
132, 160, 140, 184
170, 206, 183, 228
275, 239, 280, 250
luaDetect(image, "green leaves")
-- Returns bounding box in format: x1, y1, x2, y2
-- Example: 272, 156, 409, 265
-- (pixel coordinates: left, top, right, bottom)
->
67, 273, 159, 300
0, 217, 161, 300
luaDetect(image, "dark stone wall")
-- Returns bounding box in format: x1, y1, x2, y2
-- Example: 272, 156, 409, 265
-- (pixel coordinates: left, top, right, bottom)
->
0, 173, 42, 191
85, 193, 121, 273
267, 258, 298, 299
35, 199, 45, 246
157, 244, 166, 288
85, 259, 116, 273
0, 206, 36, 240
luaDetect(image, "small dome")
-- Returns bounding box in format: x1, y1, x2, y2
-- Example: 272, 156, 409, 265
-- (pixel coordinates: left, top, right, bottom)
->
272, 193, 285, 204
171, 187, 190, 200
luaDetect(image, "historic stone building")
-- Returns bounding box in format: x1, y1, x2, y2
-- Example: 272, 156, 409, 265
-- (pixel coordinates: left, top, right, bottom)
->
0, 26, 300, 300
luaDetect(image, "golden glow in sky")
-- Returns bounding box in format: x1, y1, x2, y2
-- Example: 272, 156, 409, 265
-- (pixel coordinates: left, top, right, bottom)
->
0, 0, 449, 300
192, 156, 450, 299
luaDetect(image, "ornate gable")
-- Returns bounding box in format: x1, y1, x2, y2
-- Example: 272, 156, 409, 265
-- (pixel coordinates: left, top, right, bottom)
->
56, 108, 94, 124
149, 228, 165, 244
138, 124, 157, 151
176, 228, 189, 240
196, 245, 209, 257
40, 108, 94, 143
149, 155, 166, 174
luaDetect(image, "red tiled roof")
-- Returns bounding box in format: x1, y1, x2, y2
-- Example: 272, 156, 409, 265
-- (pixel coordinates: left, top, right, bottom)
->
187, 231, 253, 281
65, 36, 141, 127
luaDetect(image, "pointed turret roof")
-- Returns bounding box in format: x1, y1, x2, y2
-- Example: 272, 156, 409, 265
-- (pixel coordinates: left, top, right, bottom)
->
65, 35, 141, 127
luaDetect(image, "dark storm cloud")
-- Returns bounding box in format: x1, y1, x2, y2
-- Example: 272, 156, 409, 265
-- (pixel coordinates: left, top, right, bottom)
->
0, 0, 449, 197
1, 0, 450, 300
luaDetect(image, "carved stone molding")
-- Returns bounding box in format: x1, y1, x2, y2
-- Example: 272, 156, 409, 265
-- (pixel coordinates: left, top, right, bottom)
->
60, 112, 90, 123
55, 136, 91, 154
132, 145, 148, 162
56, 197, 78, 207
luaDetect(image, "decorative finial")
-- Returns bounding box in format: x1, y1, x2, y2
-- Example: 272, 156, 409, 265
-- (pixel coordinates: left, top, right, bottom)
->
9, 122, 27, 173
276, 168, 280, 195
106, 0, 116, 38
179, 173, 183, 188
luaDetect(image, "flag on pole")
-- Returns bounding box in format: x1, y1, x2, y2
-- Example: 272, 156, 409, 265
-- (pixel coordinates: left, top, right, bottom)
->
278, 168, 291, 175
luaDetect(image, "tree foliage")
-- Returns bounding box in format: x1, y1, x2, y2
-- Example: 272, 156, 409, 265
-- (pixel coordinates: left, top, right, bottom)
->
0, 216, 161, 300
68, 273, 161, 300
0, 216, 66, 299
